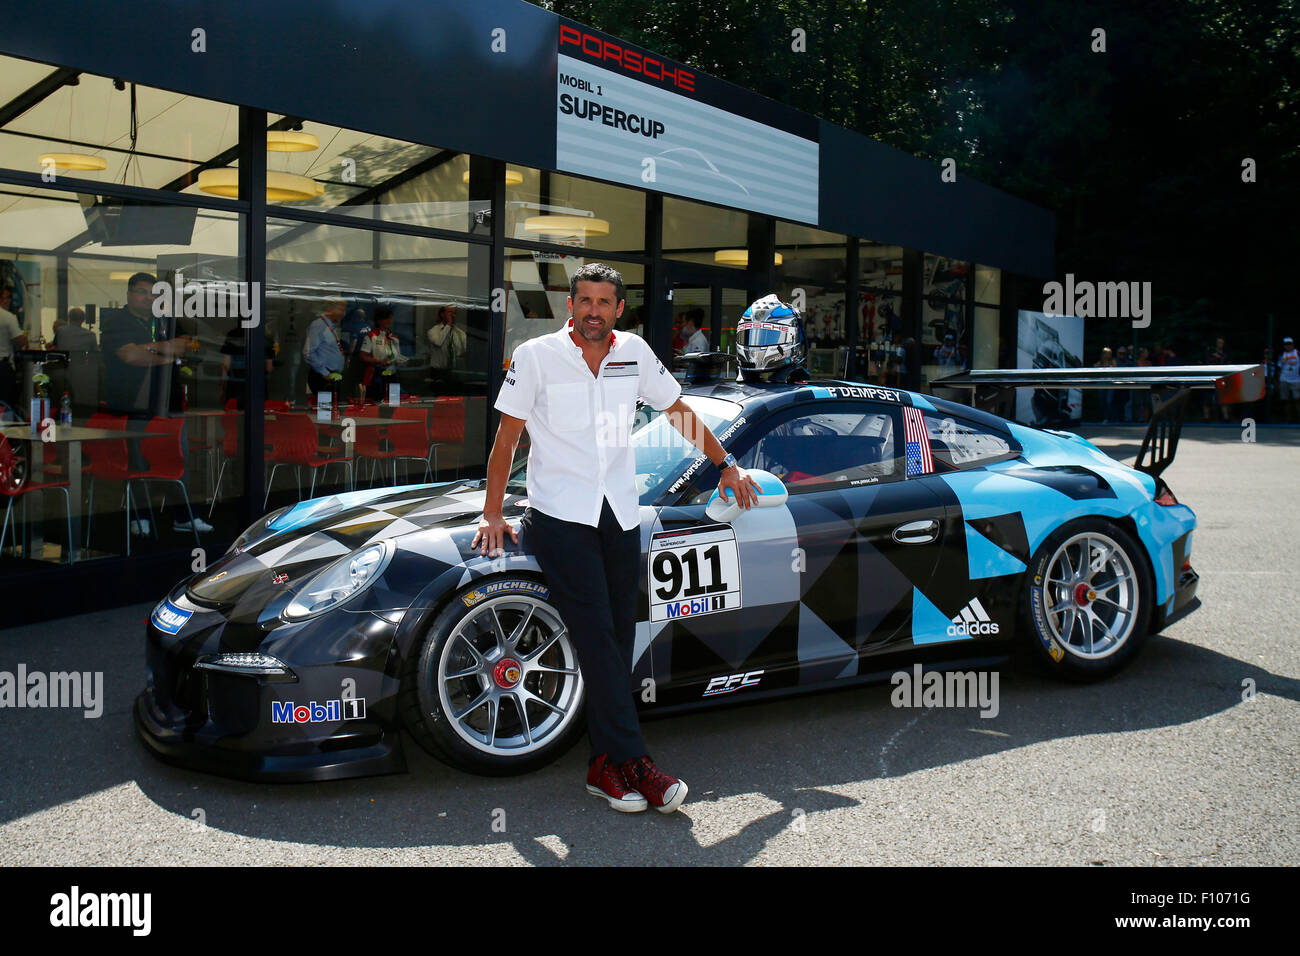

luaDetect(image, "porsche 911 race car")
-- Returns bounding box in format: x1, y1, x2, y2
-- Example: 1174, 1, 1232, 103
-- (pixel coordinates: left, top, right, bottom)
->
135, 365, 1261, 782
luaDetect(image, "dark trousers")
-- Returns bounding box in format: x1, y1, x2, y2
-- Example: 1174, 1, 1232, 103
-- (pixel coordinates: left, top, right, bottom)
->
523, 500, 647, 764
306, 369, 334, 397
0, 358, 15, 414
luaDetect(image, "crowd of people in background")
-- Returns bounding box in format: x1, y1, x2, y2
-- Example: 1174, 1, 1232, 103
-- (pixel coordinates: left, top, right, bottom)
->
1094, 335, 1300, 424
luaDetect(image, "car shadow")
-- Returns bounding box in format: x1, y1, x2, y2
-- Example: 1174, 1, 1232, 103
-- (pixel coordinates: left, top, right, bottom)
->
1, 603, 1294, 865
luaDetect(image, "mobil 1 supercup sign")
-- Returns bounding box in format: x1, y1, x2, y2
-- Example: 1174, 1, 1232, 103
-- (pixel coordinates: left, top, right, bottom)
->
556, 25, 819, 224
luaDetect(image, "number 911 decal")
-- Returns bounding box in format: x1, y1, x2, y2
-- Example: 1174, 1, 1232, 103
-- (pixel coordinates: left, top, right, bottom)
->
649, 525, 742, 622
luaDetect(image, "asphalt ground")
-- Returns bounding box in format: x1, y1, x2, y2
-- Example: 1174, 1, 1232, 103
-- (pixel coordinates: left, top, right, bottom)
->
0, 425, 1296, 866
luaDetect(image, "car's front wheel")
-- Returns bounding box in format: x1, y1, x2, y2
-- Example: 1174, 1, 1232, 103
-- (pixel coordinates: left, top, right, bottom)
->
399, 578, 586, 775
1021, 519, 1154, 681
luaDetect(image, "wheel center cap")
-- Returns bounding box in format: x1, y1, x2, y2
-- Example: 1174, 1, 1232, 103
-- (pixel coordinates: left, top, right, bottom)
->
1074, 583, 1095, 606
493, 658, 522, 688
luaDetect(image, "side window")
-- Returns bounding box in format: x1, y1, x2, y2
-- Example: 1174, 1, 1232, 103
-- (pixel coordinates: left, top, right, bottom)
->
924, 414, 1017, 470
735, 403, 899, 493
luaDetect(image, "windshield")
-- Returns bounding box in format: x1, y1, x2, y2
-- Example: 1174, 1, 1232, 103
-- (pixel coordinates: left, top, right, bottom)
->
506, 395, 742, 504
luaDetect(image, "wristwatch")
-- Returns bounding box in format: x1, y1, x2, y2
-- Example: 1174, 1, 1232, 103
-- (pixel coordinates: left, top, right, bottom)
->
718, 453, 738, 471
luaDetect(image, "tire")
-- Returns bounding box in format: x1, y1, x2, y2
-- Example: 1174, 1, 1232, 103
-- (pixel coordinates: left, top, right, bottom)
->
398, 577, 586, 775
1021, 518, 1154, 682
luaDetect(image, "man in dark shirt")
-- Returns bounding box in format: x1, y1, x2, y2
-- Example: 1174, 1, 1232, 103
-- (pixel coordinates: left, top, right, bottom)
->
100, 272, 211, 535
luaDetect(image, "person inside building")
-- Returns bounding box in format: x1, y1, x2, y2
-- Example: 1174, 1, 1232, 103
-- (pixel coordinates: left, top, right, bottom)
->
53, 307, 100, 416
100, 272, 212, 535
679, 308, 709, 354
0, 283, 28, 414
359, 305, 404, 401
427, 303, 466, 394
303, 298, 347, 397
1278, 335, 1299, 424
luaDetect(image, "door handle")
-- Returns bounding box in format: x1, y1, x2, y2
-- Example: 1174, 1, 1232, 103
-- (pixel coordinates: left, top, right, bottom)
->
892, 519, 939, 544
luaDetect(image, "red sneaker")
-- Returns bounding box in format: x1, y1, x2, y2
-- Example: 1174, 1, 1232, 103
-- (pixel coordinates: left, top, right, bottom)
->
586, 754, 648, 812
620, 755, 687, 813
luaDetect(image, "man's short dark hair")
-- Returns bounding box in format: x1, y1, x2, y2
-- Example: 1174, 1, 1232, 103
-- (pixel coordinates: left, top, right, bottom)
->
569, 262, 625, 305
373, 305, 393, 323
128, 272, 156, 292
685, 308, 704, 326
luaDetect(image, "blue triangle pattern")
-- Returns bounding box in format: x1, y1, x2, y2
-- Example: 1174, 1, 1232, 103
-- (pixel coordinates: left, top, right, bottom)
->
912, 587, 959, 644
964, 522, 1027, 580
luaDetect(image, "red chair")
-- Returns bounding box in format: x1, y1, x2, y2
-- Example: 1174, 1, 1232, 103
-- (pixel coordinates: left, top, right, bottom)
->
428, 397, 466, 478
264, 400, 292, 414
0, 434, 73, 563
342, 403, 386, 485
207, 411, 241, 519
82, 413, 135, 552
263, 413, 353, 508
386, 406, 434, 484
125, 417, 202, 551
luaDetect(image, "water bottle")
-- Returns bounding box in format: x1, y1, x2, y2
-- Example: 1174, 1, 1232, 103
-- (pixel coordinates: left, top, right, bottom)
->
60, 392, 72, 425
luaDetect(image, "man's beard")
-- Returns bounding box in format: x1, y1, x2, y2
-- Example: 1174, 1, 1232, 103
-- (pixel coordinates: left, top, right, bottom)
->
575, 318, 613, 342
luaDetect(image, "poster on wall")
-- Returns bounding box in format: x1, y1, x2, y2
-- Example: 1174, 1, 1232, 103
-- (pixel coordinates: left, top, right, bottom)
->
1016, 309, 1084, 425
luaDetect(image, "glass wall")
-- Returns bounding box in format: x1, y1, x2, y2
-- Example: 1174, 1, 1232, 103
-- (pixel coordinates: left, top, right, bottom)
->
859, 242, 905, 386
0, 185, 246, 563
920, 253, 971, 393
663, 196, 749, 270
774, 222, 847, 379
506, 170, 645, 255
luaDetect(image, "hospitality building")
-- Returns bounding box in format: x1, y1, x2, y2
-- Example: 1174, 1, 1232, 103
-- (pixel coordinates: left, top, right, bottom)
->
0, 0, 1053, 622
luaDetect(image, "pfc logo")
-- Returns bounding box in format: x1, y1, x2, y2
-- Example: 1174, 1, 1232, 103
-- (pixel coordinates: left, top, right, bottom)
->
702, 669, 764, 698
271, 699, 366, 723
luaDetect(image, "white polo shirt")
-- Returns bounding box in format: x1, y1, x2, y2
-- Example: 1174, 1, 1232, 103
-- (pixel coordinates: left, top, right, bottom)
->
495, 321, 681, 530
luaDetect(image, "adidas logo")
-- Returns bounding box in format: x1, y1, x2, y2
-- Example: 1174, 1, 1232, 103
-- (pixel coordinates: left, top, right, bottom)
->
948, 597, 1000, 636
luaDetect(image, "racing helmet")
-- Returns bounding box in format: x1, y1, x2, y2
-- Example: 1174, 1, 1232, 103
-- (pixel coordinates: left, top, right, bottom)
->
734, 294, 806, 373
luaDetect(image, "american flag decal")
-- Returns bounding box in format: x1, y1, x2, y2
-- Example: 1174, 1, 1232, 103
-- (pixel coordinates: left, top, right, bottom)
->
903, 406, 934, 476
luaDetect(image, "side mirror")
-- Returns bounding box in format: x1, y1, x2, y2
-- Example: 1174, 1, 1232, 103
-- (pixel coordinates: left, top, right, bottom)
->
704, 468, 788, 523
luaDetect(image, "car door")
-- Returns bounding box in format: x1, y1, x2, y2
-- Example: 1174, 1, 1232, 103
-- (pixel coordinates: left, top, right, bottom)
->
646, 399, 952, 705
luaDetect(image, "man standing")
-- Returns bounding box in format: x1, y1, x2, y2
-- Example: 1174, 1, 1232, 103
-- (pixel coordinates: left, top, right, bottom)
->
427, 304, 466, 393
359, 305, 404, 401
303, 299, 347, 397
473, 262, 759, 814
1278, 335, 1300, 424
678, 308, 709, 354
54, 307, 100, 415
100, 272, 212, 534
0, 284, 27, 413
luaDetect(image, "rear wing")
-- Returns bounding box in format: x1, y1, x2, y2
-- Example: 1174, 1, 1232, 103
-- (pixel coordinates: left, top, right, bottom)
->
933, 365, 1265, 484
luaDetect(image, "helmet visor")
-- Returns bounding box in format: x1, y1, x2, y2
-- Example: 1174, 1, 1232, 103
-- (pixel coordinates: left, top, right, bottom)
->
736, 320, 793, 349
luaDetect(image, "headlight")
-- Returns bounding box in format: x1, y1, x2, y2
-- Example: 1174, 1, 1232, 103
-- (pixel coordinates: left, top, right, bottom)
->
194, 652, 295, 681
283, 541, 394, 621
228, 506, 290, 555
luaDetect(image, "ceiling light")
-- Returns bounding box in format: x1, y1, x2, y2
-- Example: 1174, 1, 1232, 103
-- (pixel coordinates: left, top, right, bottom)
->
197, 168, 321, 202
462, 168, 525, 186
714, 249, 782, 267
266, 131, 319, 152
38, 152, 107, 171
524, 214, 610, 237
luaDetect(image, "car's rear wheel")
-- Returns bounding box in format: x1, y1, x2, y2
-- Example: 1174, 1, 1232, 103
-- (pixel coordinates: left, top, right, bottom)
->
399, 578, 586, 775
1021, 519, 1153, 681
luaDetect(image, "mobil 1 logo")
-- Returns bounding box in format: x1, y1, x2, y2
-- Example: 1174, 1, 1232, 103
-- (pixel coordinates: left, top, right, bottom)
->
649, 525, 742, 622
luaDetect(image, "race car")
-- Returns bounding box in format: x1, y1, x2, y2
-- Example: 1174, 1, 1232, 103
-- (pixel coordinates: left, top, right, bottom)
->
134, 358, 1261, 782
